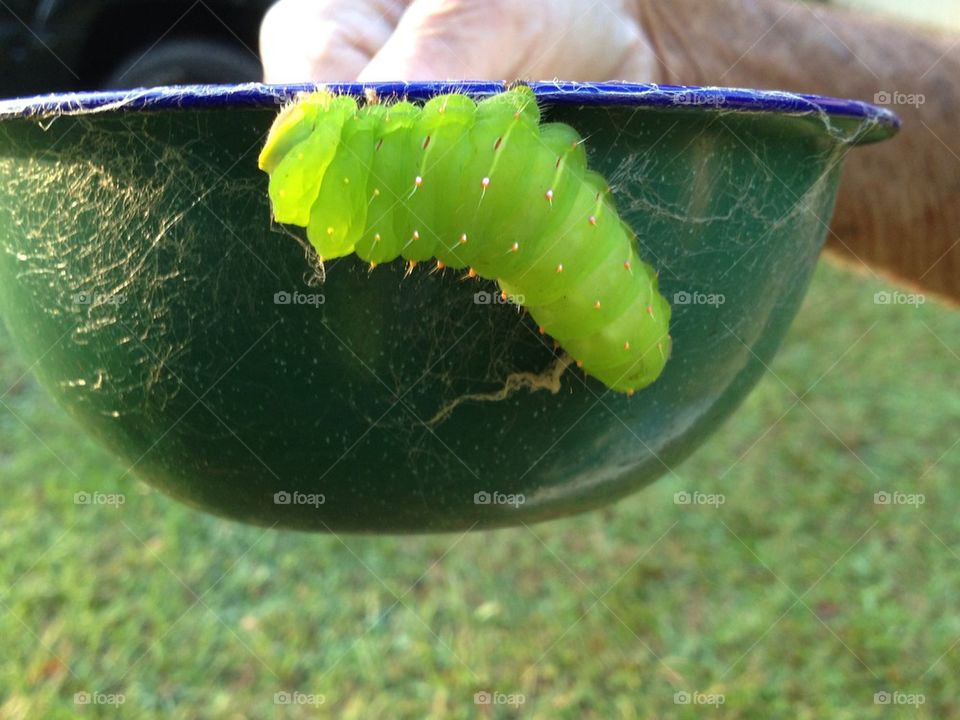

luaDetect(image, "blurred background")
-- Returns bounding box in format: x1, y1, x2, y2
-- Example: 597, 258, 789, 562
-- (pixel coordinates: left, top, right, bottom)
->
836, 0, 958, 29
1, 1, 958, 719
0, 0, 271, 95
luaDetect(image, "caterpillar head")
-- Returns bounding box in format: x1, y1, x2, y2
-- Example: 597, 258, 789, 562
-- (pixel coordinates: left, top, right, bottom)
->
258, 90, 334, 173
260, 92, 359, 226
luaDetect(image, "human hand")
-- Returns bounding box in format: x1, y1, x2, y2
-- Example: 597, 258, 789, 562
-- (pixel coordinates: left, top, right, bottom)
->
260, 0, 960, 300
260, 0, 658, 83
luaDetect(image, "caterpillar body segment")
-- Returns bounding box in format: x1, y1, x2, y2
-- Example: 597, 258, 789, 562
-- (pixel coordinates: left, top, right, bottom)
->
258, 87, 671, 393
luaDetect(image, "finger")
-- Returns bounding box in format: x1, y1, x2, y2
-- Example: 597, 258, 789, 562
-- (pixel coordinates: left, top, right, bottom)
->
358, 0, 657, 82
260, 0, 410, 82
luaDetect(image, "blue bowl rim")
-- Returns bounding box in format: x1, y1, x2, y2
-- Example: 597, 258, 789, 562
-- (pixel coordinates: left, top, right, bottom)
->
0, 81, 900, 143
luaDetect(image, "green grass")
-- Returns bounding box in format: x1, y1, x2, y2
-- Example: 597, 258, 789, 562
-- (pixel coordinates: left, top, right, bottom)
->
1, 259, 959, 719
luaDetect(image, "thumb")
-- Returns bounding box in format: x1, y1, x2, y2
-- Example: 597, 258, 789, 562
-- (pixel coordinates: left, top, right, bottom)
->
260, 0, 408, 82
358, 0, 502, 82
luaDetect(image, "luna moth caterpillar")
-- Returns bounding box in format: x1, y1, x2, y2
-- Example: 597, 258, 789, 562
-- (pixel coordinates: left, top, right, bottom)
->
258, 86, 671, 394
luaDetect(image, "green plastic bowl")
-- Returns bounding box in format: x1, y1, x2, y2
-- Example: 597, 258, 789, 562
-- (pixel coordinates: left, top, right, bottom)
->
0, 81, 899, 532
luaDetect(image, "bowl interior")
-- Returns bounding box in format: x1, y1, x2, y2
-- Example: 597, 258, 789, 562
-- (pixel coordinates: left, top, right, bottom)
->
0, 82, 897, 531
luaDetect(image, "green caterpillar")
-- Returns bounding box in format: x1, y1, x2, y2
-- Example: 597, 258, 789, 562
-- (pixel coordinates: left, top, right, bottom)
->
258, 86, 671, 394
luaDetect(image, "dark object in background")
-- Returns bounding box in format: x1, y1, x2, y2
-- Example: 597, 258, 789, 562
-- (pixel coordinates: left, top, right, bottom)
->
0, 0, 273, 96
